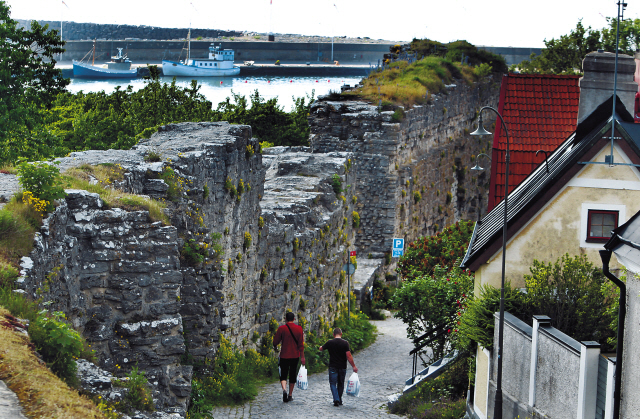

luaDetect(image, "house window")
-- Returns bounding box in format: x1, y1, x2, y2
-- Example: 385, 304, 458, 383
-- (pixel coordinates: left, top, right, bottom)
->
586, 210, 618, 242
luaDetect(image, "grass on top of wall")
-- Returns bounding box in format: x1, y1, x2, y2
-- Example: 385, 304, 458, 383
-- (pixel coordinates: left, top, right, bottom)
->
344, 57, 484, 107
64, 164, 170, 225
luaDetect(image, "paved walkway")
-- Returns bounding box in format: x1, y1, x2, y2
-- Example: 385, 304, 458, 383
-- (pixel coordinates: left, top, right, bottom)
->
0, 380, 27, 419
211, 316, 412, 418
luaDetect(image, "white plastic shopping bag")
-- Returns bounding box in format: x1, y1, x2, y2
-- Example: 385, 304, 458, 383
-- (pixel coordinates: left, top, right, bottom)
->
346, 372, 360, 397
296, 365, 308, 390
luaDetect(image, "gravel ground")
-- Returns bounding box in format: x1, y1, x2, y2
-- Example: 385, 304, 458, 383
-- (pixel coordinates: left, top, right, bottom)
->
210, 316, 412, 419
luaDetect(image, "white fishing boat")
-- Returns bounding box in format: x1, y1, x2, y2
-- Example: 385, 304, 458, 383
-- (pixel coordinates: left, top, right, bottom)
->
162, 31, 240, 77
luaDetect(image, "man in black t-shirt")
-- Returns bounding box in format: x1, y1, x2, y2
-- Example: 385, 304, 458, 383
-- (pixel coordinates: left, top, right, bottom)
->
319, 327, 358, 406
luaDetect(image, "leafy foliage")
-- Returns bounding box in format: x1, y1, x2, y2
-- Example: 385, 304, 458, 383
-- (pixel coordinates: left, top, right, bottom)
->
524, 253, 616, 347
393, 264, 473, 362
457, 254, 617, 352
16, 161, 67, 211
410, 39, 508, 73
29, 311, 85, 386
456, 283, 527, 351
113, 366, 155, 412
514, 18, 640, 75
0, 1, 68, 164
398, 220, 474, 280
212, 90, 314, 146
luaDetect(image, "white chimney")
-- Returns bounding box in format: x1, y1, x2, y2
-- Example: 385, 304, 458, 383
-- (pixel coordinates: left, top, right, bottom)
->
577, 50, 637, 123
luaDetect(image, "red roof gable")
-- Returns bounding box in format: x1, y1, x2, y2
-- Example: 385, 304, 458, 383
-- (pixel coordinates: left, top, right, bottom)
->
487, 74, 581, 211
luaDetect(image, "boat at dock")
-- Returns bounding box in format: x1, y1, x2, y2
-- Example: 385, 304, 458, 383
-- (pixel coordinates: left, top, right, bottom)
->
73, 44, 137, 79
162, 33, 240, 77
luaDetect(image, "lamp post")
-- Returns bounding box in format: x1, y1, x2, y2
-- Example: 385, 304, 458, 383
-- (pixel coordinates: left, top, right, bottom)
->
471, 106, 511, 419
471, 153, 491, 171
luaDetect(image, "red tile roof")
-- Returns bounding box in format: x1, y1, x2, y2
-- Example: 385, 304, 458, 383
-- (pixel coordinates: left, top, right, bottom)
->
488, 74, 581, 211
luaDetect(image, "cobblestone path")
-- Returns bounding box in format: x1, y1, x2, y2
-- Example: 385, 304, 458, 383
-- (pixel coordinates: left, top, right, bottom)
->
210, 316, 412, 418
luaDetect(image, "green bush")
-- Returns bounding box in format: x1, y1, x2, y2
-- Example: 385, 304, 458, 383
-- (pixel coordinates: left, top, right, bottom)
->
331, 174, 343, 195
16, 161, 67, 212
352, 211, 360, 228
393, 264, 473, 362
398, 220, 474, 279
188, 336, 279, 417
456, 282, 527, 351
181, 239, 207, 266
29, 311, 84, 386
114, 366, 155, 412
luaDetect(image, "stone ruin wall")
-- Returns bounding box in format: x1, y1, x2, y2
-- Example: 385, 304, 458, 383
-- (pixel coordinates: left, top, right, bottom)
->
13, 122, 355, 415
6, 73, 501, 415
309, 77, 500, 263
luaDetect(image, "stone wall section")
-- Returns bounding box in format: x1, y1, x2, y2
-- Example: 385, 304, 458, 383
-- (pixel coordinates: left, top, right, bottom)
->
12, 122, 358, 415
17, 190, 191, 413
308, 77, 500, 259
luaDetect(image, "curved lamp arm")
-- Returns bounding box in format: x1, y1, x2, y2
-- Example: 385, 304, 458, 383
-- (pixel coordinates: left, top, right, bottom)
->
535, 150, 550, 174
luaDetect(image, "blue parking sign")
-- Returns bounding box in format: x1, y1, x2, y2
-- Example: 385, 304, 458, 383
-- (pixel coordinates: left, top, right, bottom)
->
392, 238, 404, 257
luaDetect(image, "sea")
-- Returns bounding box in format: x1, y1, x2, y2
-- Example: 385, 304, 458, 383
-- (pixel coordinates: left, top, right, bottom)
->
67, 76, 364, 111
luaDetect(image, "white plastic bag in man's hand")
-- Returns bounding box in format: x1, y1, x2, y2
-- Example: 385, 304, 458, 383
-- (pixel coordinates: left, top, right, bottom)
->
296, 365, 308, 390
346, 372, 360, 397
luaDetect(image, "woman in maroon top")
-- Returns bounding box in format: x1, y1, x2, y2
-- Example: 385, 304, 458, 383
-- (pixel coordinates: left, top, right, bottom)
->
273, 312, 306, 402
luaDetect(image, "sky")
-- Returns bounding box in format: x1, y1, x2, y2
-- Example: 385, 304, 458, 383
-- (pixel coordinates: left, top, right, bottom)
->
5, 0, 639, 48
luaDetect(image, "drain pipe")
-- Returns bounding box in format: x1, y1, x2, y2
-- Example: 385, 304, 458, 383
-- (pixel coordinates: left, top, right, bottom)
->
599, 249, 625, 419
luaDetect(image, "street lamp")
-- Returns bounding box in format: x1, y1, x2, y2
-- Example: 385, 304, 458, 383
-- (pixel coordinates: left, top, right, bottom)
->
471, 106, 511, 419
471, 153, 491, 171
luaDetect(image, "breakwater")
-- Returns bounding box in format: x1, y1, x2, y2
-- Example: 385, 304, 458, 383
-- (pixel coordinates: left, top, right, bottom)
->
58, 40, 393, 64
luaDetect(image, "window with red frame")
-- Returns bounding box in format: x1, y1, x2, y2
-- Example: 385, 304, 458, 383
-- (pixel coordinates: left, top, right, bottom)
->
587, 210, 618, 242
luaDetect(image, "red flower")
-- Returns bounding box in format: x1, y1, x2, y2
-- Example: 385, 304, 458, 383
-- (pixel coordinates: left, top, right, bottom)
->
447, 329, 451, 333
446, 278, 450, 281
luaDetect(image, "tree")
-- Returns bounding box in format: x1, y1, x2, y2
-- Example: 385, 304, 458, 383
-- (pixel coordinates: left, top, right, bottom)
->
601, 17, 640, 55
0, 1, 69, 163
392, 264, 473, 363
515, 20, 601, 75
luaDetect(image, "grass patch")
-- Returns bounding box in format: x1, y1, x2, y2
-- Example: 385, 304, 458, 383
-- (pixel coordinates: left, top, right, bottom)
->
345, 57, 478, 108
0, 306, 105, 418
390, 354, 469, 418
64, 166, 169, 225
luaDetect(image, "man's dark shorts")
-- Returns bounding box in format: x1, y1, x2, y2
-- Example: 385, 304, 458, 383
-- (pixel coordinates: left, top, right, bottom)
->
279, 357, 299, 383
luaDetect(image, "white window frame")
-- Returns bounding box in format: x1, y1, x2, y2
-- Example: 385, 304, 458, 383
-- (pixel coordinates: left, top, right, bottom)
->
580, 203, 626, 248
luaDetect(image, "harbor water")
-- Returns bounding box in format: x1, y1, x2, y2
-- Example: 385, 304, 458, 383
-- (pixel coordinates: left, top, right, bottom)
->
68, 76, 364, 111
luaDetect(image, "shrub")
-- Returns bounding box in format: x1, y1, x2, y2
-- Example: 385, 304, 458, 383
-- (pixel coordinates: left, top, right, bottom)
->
16, 161, 67, 212
414, 190, 422, 203
114, 366, 155, 412
143, 150, 162, 162
225, 177, 237, 197
331, 174, 343, 195
393, 264, 473, 362
238, 179, 245, 195
352, 211, 360, 228
29, 311, 84, 386
203, 184, 209, 199
391, 108, 405, 122
243, 232, 252, 250
187, 336, 278, 415
258, 216, 264, 229
181, 239, 207, 266
398, 220, 474, 279
524, 253, 616, 349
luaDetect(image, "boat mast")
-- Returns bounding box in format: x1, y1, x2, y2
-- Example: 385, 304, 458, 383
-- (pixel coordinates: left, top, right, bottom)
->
92, 39, 96, 65
187, 28, 191, 62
